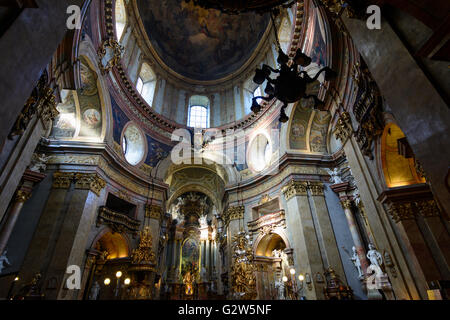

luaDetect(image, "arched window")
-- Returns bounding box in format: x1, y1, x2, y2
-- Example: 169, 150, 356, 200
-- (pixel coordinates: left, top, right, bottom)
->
115, 0, 127, 42
136, 62, 157, 107
188, 96, 210, 128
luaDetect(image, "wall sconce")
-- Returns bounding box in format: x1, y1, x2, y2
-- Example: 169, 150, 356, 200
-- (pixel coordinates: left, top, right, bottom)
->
124, 278, 131, 285
104, 278, 111, 285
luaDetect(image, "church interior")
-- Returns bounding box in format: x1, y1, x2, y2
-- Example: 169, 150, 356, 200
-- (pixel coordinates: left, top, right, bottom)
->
0, 0, 449, 301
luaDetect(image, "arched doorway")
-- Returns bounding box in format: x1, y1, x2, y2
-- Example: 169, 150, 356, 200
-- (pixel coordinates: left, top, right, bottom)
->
86, 231, 130, 300
254, 232, 289, 299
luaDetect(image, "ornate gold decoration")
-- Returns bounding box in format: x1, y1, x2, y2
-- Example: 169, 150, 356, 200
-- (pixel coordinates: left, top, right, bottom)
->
222, 206, 244, 226
15, 190, 31, 203
259, 193, 271, 205
74, 173, 106, 196
230, 231, 257, 300
97, 206, 141, 235
97, 38, 124, 74
183, 271, 194, 296
415, 199, 440, 219
9, 72, 58, 139
334, 112, 353, 144
131, 226, 157, 265
340, 199, 352, 210
387, 202, 415, 223
145, 204, 163, 220
52, 172, 75, 189
282, 180, 308, 201
308, 181, 324, 196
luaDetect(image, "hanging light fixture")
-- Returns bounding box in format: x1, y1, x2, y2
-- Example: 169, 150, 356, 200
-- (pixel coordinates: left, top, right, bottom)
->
251, 12, 337, 123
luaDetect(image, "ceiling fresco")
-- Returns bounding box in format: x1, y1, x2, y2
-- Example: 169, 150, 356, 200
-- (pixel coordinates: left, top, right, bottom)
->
137, 0, 269, 81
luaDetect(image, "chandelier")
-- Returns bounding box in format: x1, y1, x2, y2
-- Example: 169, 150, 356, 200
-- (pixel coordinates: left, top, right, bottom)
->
251, 13, 337, 123
183, 0, 295, 14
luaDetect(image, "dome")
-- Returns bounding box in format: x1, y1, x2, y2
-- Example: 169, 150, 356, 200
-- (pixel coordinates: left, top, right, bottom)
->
137, 0, 270, 81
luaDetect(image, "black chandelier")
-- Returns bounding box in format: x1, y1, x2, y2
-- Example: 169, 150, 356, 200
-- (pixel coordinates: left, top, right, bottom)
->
251, 13, 337, 123
183, 0, 295, 14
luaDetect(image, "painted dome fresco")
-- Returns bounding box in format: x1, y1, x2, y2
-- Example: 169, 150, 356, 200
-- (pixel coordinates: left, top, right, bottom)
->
137, 0, 270, 81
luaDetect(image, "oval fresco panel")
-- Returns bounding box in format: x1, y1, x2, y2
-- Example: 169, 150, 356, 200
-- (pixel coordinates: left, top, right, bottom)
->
137, 0, 269, 81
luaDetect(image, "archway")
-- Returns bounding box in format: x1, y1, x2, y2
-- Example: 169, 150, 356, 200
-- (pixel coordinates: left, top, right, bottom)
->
254, 232, 289, 299
85, 231, 130, 300
380, 123, 425, 188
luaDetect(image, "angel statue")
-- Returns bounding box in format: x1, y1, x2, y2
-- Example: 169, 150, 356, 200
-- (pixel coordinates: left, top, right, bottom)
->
326, 167, 343, 184
28, 153, 50, 173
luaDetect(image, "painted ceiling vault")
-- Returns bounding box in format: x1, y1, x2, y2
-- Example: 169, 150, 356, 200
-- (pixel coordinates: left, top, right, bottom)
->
137, 0, 269, 81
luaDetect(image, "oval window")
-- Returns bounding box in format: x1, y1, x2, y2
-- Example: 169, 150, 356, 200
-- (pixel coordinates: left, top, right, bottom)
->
122, 124, 145, 166
248, 133, 272, 172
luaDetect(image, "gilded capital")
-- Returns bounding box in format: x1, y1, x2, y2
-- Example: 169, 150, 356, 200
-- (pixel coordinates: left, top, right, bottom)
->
415, 199, 440, 219
387, 202, 415, 223
74, 173, 106, 196
340, 199, 353, 210
52, 172, 75, 189
145, 204, 163, 221
223, 206, 244, 226
15, 190, 31, 203
308, 181, 324, 196
282, 180, 308, 201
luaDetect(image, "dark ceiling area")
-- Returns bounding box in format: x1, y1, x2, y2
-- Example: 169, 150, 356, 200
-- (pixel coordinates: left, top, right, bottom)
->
137, 0, 269, 81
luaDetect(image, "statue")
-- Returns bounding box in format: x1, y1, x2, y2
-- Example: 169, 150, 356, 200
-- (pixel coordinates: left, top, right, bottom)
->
326, 168, 343, 184
367, 243, 383, 269
0, 250, 11, 274
28, 153, 49, 173
274, 277, 285, 300
272, 249, 281, 258
88, 281, 101, 300
350, 246, 364, 279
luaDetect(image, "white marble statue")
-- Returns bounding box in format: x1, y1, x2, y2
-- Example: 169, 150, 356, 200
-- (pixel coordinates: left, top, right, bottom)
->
272, 249, 281, 258
350, 246, 364, 279
274, 278, 285, 300
0, 250, 10, 274
28, 153, 49, 173
89, 281, 101, 300
367, 243, 383, 269
326, 167, 343, 184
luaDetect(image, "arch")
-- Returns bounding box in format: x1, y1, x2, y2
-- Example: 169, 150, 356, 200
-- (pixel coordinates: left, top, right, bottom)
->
254, 231, 290, 257
90, 228, 131, 260
380, 123, 425, 188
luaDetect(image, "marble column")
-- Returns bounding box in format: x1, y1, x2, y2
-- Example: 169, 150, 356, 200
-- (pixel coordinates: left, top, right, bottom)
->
282, 180, 325, 300
334, 112, 421, 299
15, 171, 106, 300
0, 169, 45, 255
308, 181, 347, 280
